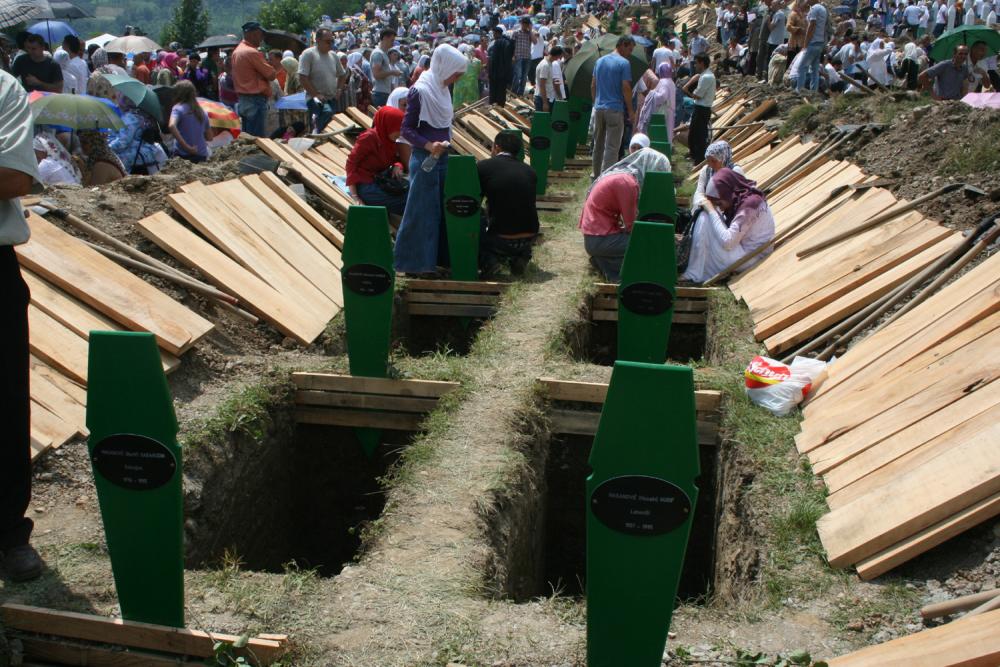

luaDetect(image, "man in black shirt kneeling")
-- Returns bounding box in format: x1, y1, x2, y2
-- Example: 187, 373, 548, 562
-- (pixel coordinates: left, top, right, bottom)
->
477, 131, 539, 277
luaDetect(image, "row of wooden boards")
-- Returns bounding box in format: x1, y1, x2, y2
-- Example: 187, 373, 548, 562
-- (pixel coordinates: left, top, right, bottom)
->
18, 212, 215, 460
137, 173, 345, 346
725, 130, 959, 355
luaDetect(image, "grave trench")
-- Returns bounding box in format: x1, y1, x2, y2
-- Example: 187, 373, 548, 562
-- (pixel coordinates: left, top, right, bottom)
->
391, 292, 492, 357
183, 394, 409, 577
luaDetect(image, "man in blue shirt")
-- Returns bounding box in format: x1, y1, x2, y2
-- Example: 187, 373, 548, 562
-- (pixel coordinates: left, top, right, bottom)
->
590, 35, 636, 179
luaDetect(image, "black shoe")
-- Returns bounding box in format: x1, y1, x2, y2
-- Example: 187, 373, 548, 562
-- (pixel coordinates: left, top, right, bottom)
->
2, 543, 43, 582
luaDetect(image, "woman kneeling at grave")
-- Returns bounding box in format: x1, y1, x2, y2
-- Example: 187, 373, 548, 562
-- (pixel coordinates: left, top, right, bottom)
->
579, 147, 671, 282
681, 168, 775, 284
346, 105, 409, 215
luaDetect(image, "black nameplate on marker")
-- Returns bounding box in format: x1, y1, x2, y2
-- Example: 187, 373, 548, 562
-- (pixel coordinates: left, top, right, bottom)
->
445, 195, 479, 217
569, 110, 582, 121
590, 475, 692, 536
91, 434, 177, 491
639, 212, 674, 223
552, 120, 569, 132
530, 136, 551, 150
620, 281, 673, 316
344, 263, 392, 296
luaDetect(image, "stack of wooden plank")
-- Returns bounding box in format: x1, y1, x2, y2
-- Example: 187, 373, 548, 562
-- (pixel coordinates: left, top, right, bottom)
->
17, 212, 214, 460
137, 174, 344, 346
791, 252, 1000, 579
726, 138, 959, 355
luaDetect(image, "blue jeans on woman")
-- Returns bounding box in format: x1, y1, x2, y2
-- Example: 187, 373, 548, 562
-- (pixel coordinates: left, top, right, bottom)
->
796, 42, 825, 92
357, 181, 407, 215
393, 147, 448, 273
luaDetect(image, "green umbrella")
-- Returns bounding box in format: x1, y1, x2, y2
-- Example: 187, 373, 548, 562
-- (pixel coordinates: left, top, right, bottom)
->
929, 24, 1000, 62
564, 33, 649, 100
102, 73, 162, 120
30, 92, 125, 130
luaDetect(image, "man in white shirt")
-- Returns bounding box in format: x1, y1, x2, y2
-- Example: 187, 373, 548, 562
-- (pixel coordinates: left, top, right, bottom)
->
903, 0, 923, 34
684, 53, 715, 163
934, 2, 949, 33
533, 46, 564, 111
63, 36, 90, 95
652, 39, 674, 70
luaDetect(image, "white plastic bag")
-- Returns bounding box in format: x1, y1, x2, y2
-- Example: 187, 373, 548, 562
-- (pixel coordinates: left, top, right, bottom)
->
744, 355, 828, 417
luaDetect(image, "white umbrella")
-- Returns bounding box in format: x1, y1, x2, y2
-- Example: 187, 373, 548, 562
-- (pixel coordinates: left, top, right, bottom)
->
0, 0, 51, 28
103, 34, 160, 54
85, 32, 117, 48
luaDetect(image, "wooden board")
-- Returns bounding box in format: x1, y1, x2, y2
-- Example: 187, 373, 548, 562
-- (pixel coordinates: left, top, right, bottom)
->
136, 212, 332, 345
291, 372, 459, 398
827, 608, 1000, 665
536, 377, 722, 412
16, 213, 212, 356
16, 635, 204, 666
258, 171, 344, 249
28, 304, 88, 384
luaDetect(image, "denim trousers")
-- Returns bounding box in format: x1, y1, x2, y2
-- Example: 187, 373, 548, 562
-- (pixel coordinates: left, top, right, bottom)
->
237, 94, 268, 137
307, 98, 338, 133
796, 42, 825, 91
393, 148, 448, 273
512, 58, 531, 95
357, 181, 407, 216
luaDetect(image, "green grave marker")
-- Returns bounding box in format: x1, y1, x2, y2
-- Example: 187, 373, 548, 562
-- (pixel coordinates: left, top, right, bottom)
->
586, 360, 699, 667
648, 114, 672, 157
610, 9, 619, 32
617, 221, 677, 363
637, 171, 677, 224
499, 128, 525, 161
529, 110, 552, 195
444, 154, 483, 282
86, 331, 183, 628
549, 100, 570, 172
566, 96, 586, 158
682, 23, 688, 46
342, 205, 395, 457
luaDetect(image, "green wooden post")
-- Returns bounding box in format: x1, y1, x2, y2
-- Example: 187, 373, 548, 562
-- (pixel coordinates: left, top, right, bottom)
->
637, 171, 677, 224
529, 110, 552, 195
648, 114, 672, 157
444, 154, 482, 282
566, 96, 586, 158
610, 9, 619, 32
617, 221, 677, 364
500, 128, 525, 161
342, 205, 395, 457
681, 23, 688, 47
86, 331, 183, 628
586, 360, 699, 667
549, 100, 570, 171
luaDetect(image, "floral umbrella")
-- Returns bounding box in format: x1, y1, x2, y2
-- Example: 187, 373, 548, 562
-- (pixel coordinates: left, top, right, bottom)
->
29, 91, 124, 130
197, 97, 241, 136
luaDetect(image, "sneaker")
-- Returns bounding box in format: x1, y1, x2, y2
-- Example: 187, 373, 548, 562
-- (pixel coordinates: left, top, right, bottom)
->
2, 543, 43, 582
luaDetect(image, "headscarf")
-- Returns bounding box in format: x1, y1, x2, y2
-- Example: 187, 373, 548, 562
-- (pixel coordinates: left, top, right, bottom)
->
282, 49, 294, 58
629, 133, 650, 150
591, 147, 670, 194
706, 168, 765, 218
91, 47, 108, 68
637, 62, 676, 135
412, 44, 468, 128
33, 131, 82, 183
162, 51, 179, 72
365, 105, 405, 164
387, 86, 409, 108
346, 51, 364, 72
703, 140, 734, 179
78, 130, 126, 175
281, 56, 300, 93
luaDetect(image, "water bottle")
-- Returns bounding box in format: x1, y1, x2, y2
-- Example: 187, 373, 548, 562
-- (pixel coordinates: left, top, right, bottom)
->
421, 142, 450, 172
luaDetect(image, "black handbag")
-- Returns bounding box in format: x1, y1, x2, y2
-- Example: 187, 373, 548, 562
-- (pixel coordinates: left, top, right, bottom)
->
675, 207, 699, 275
374, 167, 409, 196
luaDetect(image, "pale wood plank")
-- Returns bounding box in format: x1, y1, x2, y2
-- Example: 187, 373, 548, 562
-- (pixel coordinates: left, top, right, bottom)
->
291, 372, 459, 397
258, 171, 344, 249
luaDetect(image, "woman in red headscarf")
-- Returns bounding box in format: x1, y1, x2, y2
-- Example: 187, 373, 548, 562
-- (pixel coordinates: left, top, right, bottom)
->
345, 106, 410, 215
681, 167, 775, 284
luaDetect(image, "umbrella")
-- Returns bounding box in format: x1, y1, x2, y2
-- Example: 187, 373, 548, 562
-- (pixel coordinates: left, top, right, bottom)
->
196, 34, 240, 50
0, 0, 51, 29
27, 19, 76, 45
101, 72, 162, 119
463, 33, 481, 43
104, 34, 160, 54
930, 24, 1000, 61
197, 97, 240, 131
961, 92, 1000, 109
32, 0, 90, 19
632, 35, 653, 47
464, 18, 476, 26
564, 32, 648, 99
500, 15, 519, 26
85, 32, 115, 48
560, 3, 576, 8
275, 91, 308, 111
263, 29, 306, 54
30, 92, 125, 130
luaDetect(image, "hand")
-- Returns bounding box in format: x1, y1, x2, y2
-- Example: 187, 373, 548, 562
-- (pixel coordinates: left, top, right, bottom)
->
23, 74, 41, 85
429, 141, 448, 157
391, 165, 404, 178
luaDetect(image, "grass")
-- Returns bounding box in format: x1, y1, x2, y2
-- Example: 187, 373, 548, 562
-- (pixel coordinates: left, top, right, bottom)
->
182, 373, 295, 451
828, 580, 920, 638
780, 103, 819, 138
938, 124, 1000, 176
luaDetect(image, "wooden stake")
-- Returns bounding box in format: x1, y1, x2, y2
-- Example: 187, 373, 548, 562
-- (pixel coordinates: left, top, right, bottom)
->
921, 588, 1000, 620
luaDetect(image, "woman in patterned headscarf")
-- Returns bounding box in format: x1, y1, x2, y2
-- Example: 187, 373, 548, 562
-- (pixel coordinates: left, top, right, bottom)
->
691, 140, 745, 214
78, 129, 126, 185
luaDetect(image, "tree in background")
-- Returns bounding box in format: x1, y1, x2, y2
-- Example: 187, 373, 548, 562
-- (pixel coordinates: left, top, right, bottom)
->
258, 0, 321, 33
161, 0, 210, 47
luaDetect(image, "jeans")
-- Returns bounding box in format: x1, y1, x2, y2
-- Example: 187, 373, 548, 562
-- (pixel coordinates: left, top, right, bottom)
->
371, 91, 389, 107
512, 57, 531, 95
394, 147, 448, 273
480, 229, 534, 276
584, 233, 630, 282
307, 97, 338, 133
796, 42, 825, 92
592, 108, 625, 179
358, 180, 407, 216
534, 95, 546, 111
237, 94, 268, 137
0, 247, 31, 552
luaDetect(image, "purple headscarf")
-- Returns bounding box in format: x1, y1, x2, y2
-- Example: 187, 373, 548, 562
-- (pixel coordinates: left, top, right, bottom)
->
707, 168, 765, 218
636, 62, 676, 137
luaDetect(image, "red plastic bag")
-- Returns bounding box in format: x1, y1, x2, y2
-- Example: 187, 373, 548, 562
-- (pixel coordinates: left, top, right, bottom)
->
744, 355, 827, 416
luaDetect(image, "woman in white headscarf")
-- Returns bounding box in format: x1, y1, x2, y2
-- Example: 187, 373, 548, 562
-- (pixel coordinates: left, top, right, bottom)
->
387, 85, 410, 110
393, 44, 468, 276
865, 38, 894, 87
